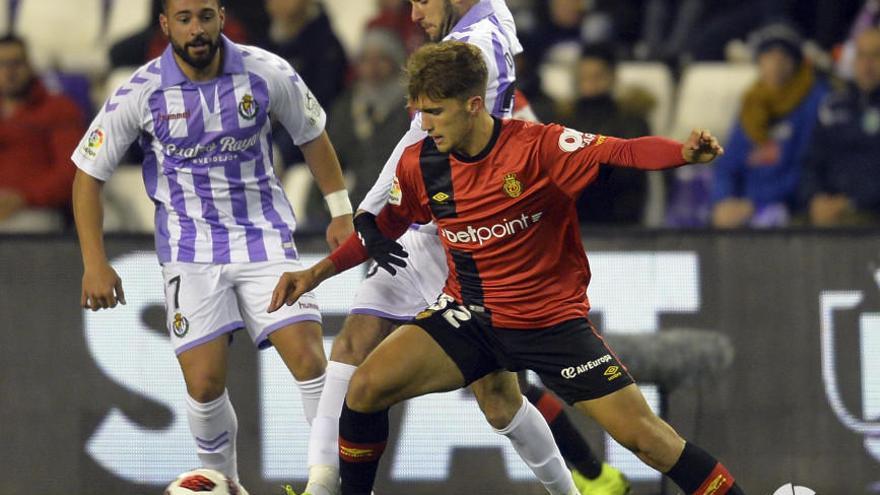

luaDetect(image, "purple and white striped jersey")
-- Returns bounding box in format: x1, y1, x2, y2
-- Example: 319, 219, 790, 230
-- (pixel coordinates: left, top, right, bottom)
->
358, 0, 522, 218
72, 36, 325, 264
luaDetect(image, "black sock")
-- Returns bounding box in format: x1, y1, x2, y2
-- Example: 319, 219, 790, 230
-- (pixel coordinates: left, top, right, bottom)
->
524, 383, 603, 479
666, 442, 744, 495
339, 401, 389, 495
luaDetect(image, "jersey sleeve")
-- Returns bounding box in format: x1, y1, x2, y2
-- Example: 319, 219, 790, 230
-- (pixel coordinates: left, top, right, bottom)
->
71, 84, 143, 181
266, 54, 326, 146
538, 124, 686, 198
358, 115, 428, 214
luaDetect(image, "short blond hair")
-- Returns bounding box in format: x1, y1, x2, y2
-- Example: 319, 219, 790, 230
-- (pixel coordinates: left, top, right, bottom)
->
406, 40, 487, 102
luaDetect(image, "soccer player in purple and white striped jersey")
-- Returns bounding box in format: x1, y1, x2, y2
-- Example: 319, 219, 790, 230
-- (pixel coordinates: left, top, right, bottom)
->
71, 0, 353, 490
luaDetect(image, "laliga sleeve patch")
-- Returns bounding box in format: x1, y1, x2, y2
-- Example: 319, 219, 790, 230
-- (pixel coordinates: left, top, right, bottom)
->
558, 128, 605, 152
303, 89, 322, 127
82, 126, 106, 159
388, 175, 402, 205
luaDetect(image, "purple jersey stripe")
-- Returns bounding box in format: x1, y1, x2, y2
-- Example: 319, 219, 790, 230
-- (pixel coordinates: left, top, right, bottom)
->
166, 168, 197, 262
155, 204, 172, 262
150, 92, 171, 146
224, 160, 267, 261
491, 31, 512, 116
191, 170, 230, 263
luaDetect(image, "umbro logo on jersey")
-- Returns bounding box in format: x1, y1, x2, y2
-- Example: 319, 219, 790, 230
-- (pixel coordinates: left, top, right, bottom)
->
432, 192, 450, 203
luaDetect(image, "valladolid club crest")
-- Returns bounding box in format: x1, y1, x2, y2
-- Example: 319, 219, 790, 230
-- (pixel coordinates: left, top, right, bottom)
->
172, 312, 190, 337
238, 94, 259, 120
503, 173, 522, 198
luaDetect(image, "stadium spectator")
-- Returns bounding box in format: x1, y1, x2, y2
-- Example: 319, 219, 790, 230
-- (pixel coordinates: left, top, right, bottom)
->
802, 28, 880, 227
836, 0, 880, 79
366, 0, 426, 54
324, 28, 410, 212
261, 0, 347, 109
556, 42, 650, 225
520, 0, 614, 81
0, 34, 83, 232
711, 24, 828, 228
110, 2, 249, 68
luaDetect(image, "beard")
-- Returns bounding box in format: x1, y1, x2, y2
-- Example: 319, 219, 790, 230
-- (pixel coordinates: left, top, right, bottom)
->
429, 0, 457, 42
171, 34, 220, 70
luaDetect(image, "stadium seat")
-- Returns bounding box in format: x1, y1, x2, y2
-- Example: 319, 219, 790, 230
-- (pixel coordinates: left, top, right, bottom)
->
14, 0, 107, 75
103, 165, 154, 233
616, 62, 674, 136
538, 42, 580, 103
669, 62, 758, 142
105, 0, 152, 46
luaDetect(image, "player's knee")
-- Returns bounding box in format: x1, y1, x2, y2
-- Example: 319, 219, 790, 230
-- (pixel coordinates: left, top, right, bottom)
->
345, 368, 392, 413
329, 330, 369, 366
286, 344, 327, 380
478, 393, 521, 430
186, 374, 226, 403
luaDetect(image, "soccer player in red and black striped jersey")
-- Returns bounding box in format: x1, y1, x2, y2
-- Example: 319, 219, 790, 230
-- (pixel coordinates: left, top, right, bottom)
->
270, 41, 744, 495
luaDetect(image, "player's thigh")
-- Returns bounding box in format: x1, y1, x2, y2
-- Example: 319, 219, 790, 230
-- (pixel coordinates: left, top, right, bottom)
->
231, 259, 323, 350
162, 263, 242, 397
347, 323, 467, 412
268, 320, 327, 380
329, 312, 398, 365
470, 370, 524, 429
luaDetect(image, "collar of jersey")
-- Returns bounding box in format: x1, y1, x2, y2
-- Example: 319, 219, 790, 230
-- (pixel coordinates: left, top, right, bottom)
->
448, 0, 494, 35
452, 116, 502, 163
159, 34, 245, 89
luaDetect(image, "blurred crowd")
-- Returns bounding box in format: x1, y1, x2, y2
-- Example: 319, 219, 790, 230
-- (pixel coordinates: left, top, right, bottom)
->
0, 0, 879, 233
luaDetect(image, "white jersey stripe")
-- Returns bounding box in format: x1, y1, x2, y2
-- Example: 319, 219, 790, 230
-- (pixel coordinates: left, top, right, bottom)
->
199, 83, 224, 134
163, 87, 189, 138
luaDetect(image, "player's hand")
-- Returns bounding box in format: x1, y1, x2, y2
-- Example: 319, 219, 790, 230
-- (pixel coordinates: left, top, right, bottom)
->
326, 214, 354, 250
354, 212, 408, 275
682, 129, 724, 164
81, 262, 126, 311
269, 269, 320, 313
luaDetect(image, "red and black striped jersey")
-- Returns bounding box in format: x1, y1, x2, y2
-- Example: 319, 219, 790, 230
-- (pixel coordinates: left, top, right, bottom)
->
380, 118, 688, 329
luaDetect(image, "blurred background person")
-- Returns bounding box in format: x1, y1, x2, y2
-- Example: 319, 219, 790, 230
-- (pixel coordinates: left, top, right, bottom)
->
802, 27, 880, 227
317, 28, 410, 224
0, 34, 84, 232
366, 0, 426, 54
556, 42, 651, 225
262, 0, 347, 109
710, 24, 828, 228
261, 0, 349, 173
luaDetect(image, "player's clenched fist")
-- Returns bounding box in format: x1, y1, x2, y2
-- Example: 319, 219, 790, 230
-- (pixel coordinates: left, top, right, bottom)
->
81, 262, 125, 311
681, 129, 724, 163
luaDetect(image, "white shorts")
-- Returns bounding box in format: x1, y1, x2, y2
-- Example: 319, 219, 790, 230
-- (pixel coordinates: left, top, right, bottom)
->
161, 259, 321, 355
350, 229, 448, 320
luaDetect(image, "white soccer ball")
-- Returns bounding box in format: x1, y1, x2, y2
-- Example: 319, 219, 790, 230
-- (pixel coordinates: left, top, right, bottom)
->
164, 469, 242, 495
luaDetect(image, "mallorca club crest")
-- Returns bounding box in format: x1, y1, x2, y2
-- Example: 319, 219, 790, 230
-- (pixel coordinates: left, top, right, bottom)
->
171, 312, 190, 338
503, 173, 523, 198
238, 94, 259, 120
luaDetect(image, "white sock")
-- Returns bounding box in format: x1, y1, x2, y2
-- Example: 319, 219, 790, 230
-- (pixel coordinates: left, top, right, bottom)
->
296, 373, 326, 425
307, 361, 357, 468
494, 397, 575, 495
186, 389, 239, 481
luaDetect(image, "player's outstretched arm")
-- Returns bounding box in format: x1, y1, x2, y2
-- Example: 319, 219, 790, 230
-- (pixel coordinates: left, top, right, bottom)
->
269, 258, 337, 313
681, 129, 725, 163
300, 131, 354, 249
72, 169, 125, 311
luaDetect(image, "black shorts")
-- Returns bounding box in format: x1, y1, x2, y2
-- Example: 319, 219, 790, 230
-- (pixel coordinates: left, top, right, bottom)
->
411, 298, 634, 404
